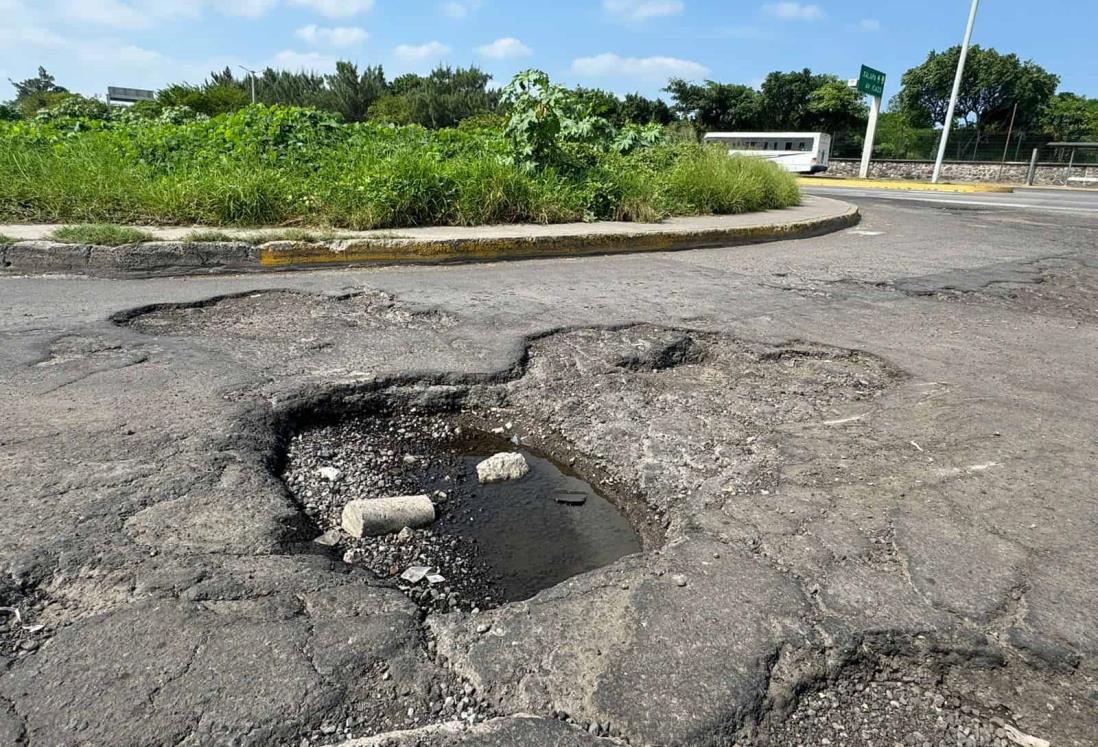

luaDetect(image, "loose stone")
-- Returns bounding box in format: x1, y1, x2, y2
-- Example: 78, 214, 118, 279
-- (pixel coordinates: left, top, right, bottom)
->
341, 494, 436, 538
475, 452, 530, 483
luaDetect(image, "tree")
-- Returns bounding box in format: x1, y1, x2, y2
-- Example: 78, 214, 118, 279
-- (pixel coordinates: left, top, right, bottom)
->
324, 62, 387, 122
1040, 92, 1098, 141
621, 93, 673, 125
8, 66, 69, 117
377, 66, 497, 128
571, 87, 625, 126
758, 69, 832, 129
157, 83, 251, 116
665, 79, 762, 131
872, 112, 938, 159
806, 79, 867, 136
896, 46, 1058, 135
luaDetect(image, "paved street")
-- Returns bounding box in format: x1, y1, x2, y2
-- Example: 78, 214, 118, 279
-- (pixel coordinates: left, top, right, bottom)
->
1, 195, 1096, 746
803, 184, 1098, 215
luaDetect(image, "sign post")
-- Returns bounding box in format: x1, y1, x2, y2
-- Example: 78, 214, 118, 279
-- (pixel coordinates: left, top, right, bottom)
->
856, 65, 886, 179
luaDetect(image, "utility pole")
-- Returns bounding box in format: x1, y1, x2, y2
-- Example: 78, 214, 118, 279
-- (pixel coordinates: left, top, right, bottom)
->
932, 0, 980, 183
996, 101, 1018, 182
238, 65, 257, 104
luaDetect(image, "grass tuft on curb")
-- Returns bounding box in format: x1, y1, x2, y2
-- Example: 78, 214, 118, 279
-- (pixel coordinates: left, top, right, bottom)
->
182, 229, 239, 243
50, 224, 155, 246
0, 233, 15, 246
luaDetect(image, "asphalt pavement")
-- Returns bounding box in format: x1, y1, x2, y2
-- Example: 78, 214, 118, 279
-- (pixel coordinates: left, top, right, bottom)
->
803, 183, 1098, 214
1, 194, 1096, 746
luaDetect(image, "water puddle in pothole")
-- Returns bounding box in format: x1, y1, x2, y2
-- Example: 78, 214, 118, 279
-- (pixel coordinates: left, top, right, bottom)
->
435, 449, 641, 602
283, 413, 643, 612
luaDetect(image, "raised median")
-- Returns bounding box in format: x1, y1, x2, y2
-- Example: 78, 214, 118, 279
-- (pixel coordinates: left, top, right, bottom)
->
0, 195, 858, 277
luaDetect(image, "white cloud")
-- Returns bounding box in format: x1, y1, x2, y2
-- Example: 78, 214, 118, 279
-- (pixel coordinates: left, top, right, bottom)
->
763, 2, 824, 21
295, 24, 367, 46
393, 41, 451, 62
57, 0, 152, 30
270, 49, 339, 71
571, 53, 708, 81
52, 0, 277, 27
855, 18, 880, 32
219, 0, 279, 16
441, 0, 481, 18
288, 0, 374, 18
475, 37, 531, 59
603, 0, 684, 21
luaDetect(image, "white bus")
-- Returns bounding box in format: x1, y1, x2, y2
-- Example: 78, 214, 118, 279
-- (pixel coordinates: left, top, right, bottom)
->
702, 132, 831, 174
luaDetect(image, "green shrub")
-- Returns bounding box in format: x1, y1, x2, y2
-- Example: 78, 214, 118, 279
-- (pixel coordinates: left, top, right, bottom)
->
50, 224, 155, 245
0, 80, 799, 230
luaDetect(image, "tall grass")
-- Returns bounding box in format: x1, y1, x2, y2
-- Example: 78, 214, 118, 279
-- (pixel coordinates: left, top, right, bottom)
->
50, 224, 155, 245
0, 116, 799, 228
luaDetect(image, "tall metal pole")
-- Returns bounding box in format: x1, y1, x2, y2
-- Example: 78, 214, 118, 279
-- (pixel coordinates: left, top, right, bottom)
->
996, 101, 1017, 182
238, 65, 257, 104
859, 93, 881, 179
932, 0, 980, 183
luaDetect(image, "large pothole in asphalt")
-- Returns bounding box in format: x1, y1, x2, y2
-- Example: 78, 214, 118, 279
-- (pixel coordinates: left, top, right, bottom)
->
283, 409, 644, 614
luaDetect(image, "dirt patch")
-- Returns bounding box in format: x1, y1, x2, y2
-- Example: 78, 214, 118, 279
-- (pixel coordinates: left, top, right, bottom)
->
119, 289, 457, 338
758, 661, 1029, 747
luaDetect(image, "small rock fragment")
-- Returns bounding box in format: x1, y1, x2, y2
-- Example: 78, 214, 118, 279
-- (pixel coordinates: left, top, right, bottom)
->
554, 491, 587, 506
401, 566, 430, 584
672, 574, 687, 587
313, 528, 344, 547
317, 466, 342, 482
476, 452, 529, 483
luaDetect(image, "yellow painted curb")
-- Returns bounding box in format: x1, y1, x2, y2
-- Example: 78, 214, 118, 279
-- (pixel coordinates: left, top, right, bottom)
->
798, 177, 1014, 194
257, 206, 859, 269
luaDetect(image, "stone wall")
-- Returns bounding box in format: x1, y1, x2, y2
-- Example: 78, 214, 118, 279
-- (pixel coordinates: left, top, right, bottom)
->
826, 158, 1098, 186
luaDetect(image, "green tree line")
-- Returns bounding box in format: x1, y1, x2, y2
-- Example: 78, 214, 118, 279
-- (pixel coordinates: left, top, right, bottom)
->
5, 45, 1097, 158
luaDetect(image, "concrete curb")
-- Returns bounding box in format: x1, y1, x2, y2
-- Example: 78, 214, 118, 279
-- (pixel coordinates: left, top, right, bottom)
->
0, 201, 859, 278
799, 177, 1014, 194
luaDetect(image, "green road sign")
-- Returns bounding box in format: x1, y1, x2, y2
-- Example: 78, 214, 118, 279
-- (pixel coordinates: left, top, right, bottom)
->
857, 65, 886, 98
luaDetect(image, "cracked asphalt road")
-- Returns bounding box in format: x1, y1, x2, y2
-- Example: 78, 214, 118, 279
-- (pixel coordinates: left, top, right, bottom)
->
1, 195, 1097, 746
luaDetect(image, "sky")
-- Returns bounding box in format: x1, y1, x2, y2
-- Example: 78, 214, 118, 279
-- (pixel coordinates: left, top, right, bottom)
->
1, 0, 1094, 104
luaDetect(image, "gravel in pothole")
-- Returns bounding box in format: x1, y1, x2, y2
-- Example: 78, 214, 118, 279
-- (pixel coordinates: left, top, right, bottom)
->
758, 665, 1044, 747
282, 408, 641, 615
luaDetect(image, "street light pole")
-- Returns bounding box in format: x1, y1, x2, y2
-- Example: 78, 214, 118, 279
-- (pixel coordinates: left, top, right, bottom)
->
238, 65, 257, 104
932, 0, 980, 183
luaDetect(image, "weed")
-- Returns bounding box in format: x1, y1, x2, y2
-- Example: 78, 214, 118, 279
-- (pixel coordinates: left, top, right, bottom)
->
183, 230, 239, 242
50, 224, 155, 246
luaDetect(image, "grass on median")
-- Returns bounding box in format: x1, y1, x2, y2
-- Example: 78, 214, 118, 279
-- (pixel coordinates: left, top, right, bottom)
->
0, 106, 800, 229
49, 224, 156, 246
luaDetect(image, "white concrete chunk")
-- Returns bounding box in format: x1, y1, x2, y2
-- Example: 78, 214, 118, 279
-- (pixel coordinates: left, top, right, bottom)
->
341, 494, 436, 538
476, 452, 529, 483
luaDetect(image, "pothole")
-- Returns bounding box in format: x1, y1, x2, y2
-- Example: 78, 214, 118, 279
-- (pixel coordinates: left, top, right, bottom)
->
756, 661, 1038, 747
282, 407, 643, 614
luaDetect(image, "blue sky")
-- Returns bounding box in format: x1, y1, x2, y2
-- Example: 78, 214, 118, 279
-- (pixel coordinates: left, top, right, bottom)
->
1, 0, 1094, 104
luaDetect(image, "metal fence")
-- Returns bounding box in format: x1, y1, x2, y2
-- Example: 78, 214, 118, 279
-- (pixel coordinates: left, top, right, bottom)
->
833, 131, 1098, 165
